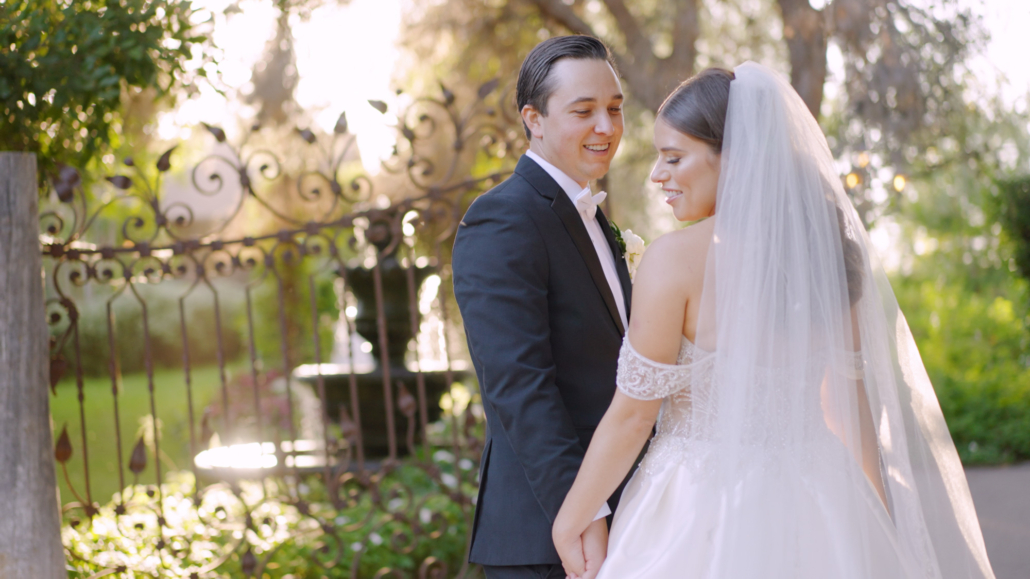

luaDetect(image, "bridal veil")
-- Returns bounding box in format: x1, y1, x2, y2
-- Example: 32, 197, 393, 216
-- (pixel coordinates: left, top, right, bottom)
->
684, 62, 995, 578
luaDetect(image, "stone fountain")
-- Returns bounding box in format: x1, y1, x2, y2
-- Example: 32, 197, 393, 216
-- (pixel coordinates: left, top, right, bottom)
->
294, 217, 468, 459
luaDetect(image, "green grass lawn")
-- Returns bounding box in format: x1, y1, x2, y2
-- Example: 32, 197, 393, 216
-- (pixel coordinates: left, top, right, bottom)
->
49, 365, 231, 508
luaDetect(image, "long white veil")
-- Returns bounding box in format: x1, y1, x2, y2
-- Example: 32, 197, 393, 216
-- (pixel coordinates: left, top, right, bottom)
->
688, 62, 994, 578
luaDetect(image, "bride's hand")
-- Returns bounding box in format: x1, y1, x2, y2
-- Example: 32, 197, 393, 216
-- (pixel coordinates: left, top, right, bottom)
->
552, 515, 587, 578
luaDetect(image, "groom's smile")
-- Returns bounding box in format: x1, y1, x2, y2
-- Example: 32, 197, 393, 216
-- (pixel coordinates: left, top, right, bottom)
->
521, 58, 624, 187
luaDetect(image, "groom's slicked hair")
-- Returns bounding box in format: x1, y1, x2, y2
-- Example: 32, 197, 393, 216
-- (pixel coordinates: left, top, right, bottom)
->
658, 68, 735, 153
516, 35, 616, 139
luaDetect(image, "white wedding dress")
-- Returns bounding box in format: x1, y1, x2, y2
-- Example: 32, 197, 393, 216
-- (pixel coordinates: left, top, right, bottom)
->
598, 337, 910, 578
594, 62, 994, 579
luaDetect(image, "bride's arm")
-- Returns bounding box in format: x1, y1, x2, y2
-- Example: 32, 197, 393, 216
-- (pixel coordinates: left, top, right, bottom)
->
856, 371, 888, 509
821, 305, 889, 511
850, 306, 889, 510
552, 235, 694, 577
554, 392, 661, 577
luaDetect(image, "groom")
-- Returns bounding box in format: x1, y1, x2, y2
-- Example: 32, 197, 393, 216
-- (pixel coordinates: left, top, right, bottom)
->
452, 36, 632, 579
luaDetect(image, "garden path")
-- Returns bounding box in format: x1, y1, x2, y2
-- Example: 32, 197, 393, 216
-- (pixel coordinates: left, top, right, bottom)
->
966, 462, 1030, 579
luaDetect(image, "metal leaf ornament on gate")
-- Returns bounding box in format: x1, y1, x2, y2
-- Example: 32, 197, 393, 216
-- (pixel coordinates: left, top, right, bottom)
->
42, 81, 525, 577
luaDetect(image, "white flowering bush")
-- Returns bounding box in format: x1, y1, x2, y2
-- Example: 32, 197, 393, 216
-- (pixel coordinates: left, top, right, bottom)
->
64, 455, 477, 578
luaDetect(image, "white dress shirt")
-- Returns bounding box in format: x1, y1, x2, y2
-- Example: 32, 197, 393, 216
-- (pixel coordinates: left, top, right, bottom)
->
526, 150, 628, 329
526, 150, 623, 521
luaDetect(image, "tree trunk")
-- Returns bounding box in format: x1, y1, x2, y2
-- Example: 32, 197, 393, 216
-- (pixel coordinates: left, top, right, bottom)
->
529, 0, 699, 114
777, 0, 828, 118
0, 152, 67, 578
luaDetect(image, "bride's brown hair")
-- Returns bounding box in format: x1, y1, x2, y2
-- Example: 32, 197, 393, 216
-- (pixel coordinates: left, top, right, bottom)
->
660, 67, 866, 306
657, 68, 735, 153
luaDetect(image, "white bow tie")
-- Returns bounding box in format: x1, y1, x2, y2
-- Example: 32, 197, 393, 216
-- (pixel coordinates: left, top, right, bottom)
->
574, 187, 607, 220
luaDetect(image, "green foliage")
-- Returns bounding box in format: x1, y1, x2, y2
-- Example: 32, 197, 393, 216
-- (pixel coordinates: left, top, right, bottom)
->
245, 259, 338, 373
895, 275, 1030, 464
63, 461, 476, 578
995, 175, 1030, 284
890, 106, 1030, 463
0, 0, 214, 173
55, 280, 245, 377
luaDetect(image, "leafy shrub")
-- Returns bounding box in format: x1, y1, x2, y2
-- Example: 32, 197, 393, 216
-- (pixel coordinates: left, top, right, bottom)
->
0, 0, 213, 174
895, 275, 1030, 464
244, 259, 338, 375
52, 257, 340, 380
56, 279, 245, 377
64, 459, 478, 578
892, 169, 1030, 465
996, 175, 1030, 283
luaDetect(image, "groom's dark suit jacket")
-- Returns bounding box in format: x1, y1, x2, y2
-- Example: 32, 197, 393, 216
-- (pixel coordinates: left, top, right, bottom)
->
452, 155, 633, 566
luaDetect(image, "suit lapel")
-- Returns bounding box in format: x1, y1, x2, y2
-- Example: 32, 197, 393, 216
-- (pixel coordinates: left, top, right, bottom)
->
597, 210, 633, 320
515, 156, 626, 335
550, 193, 626, 335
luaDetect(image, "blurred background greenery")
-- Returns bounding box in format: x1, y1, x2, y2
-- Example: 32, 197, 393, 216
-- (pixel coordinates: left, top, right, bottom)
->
4, 0, 1029, 484
8, 0, 1021, 463
4, 0, 1025, 463
4, 0, 1028, 574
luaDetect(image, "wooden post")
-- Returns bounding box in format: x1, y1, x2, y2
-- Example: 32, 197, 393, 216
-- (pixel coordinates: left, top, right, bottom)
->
0, 152, 67, 578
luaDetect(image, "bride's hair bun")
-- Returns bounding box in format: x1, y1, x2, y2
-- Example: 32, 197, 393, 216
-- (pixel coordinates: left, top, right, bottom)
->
836, 204, 866, 306
657, 68, 735, 153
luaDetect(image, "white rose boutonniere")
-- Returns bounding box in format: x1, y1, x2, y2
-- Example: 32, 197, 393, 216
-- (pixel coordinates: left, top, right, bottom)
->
610, 220, 646, 281
623, 229, 645, 280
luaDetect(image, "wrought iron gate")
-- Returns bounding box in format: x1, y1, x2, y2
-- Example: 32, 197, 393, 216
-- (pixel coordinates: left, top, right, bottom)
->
41, 81, 523, 578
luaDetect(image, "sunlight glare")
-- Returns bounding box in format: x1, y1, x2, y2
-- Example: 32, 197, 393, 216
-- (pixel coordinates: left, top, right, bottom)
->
293, 0, 403, 173
194, 442, 278, 469
159, 0, 402, 173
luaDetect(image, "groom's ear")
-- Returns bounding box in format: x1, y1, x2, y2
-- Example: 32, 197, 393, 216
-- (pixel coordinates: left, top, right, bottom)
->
521, 105, 545, 140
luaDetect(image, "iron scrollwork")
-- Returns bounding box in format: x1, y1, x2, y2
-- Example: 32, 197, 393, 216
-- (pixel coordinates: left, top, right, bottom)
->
43, 79, 524, 578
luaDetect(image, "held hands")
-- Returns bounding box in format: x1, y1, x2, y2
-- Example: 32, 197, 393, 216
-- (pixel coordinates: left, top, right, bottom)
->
553, 517, 608, 579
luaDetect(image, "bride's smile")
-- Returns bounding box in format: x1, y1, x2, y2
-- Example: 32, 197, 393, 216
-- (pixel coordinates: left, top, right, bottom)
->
650, 118, 720, 222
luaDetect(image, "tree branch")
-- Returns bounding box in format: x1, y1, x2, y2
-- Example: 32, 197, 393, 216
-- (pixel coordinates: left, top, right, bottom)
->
776, 0, 827, 117
669, 0, 700, 67
527, 0, 596, 37
527, 0, 694, 113
600, 0, 651, 63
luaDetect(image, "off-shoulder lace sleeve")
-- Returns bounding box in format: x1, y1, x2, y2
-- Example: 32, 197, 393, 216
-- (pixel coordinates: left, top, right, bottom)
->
616, 339, 693, 401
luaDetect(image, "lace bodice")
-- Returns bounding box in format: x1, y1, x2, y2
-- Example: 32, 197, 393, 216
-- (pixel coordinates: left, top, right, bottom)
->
616, 337, 717, 442
616, 336, 869, 474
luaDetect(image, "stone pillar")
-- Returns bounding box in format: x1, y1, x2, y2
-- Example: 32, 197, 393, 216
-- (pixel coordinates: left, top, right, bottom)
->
0, 152, 67, 578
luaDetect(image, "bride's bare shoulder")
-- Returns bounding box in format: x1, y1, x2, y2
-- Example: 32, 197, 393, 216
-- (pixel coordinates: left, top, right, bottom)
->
634, 218, 713, 289
639, 219, 713, 270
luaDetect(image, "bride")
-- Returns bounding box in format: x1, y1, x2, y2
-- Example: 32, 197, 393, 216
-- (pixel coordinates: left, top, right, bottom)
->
551, 62, 996, 579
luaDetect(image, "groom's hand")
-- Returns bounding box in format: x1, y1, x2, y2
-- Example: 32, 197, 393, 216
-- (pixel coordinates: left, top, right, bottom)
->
579, 518, 608, 579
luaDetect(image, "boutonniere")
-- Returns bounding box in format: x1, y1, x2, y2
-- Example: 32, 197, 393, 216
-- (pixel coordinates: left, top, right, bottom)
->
609, 220, 646, 280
